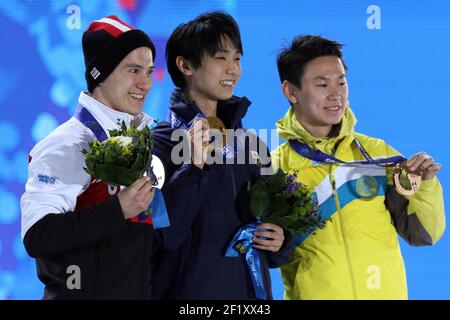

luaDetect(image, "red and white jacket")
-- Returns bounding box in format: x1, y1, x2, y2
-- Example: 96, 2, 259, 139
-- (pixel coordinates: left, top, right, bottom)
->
21, 91, 153, 238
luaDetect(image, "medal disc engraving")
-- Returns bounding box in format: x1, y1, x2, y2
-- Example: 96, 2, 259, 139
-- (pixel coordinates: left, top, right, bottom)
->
355, 175, 379, 199
394, 165, 421, 196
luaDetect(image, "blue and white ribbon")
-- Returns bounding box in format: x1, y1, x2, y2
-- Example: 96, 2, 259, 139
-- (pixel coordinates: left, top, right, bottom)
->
225, 221, 267, 300
289, 139, 406, 167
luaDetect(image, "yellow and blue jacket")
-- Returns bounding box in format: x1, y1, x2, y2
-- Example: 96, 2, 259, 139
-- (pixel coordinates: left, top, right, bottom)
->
272, 106, 445, 300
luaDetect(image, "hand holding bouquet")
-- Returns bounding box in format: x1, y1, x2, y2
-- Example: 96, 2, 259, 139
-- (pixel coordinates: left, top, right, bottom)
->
248, 170, 330, 237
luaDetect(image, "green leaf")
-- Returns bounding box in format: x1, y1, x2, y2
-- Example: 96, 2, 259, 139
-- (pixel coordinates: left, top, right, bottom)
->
250, 188, 270, 219
272, 194, 289, 217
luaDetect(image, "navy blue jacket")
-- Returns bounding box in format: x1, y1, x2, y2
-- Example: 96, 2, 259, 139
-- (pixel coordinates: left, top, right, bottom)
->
151, 90, 295, 300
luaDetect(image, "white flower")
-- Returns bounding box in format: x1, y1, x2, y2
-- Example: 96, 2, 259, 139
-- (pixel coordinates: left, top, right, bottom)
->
110, 136, 133, 147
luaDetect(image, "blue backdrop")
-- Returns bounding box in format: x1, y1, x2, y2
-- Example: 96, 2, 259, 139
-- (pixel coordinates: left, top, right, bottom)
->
0, 0, 448, 300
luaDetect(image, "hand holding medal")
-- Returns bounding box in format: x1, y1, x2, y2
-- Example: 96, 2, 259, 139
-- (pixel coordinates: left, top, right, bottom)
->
187, 117, 210, 168
206, 116, 226, 151
289, 139, 441, 198
187, 116, 229, 169
394, 152, 441, 196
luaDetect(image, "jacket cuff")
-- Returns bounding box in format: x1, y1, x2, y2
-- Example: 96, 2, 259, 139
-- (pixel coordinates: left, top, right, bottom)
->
101, 195, 129, 232
419, 177, 438, 192
264, 229, 295, 268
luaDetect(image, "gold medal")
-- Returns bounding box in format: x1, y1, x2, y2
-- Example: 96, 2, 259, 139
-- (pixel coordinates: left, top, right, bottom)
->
207, 116, 226, 150
393, 164, 421, 196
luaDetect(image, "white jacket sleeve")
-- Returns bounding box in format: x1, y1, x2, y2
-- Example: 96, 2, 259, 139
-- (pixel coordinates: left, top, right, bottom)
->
20, 123, 91, 239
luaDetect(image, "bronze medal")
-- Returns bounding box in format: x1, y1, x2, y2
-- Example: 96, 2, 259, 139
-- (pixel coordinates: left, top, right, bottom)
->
393, 164, 421, 196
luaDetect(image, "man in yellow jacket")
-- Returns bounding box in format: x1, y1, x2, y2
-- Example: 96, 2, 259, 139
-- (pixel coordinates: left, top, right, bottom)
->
272, 35, 445, 299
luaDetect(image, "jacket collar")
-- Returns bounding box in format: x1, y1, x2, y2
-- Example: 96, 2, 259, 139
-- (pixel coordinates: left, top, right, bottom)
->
276, 104, 357, 154
77, 91, 153, 136
169, 88, 251, 129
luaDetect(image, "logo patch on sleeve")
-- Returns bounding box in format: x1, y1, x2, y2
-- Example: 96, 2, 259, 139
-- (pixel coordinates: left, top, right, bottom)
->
37, 174, 58, 184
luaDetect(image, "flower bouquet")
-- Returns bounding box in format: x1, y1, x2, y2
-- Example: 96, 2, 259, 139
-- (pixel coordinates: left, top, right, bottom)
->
248, 169, 330, 237
82, 120, 154, 187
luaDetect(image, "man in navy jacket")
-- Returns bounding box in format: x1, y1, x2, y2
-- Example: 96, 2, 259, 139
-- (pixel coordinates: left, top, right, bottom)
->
151, 12, 295, 300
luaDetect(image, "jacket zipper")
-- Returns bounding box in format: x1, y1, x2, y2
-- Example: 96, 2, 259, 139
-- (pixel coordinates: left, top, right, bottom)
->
329, 166, 358, 299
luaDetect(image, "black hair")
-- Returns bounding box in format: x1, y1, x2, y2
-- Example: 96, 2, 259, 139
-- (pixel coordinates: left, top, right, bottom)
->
166, 11, 243, 88
277, 35, 347, 88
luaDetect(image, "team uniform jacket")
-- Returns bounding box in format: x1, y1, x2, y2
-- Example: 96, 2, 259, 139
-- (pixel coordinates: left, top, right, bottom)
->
20, 92, 173, 299
272, 106, 445, 300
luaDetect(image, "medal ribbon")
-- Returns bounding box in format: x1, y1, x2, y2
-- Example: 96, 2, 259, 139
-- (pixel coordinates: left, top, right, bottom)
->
225, 221, 267, 300
289, 138, 406, 166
